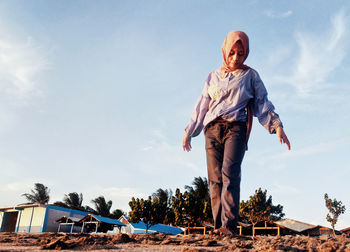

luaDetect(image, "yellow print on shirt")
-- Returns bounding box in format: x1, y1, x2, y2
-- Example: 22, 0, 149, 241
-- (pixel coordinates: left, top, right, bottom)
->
208, 83, 221, 101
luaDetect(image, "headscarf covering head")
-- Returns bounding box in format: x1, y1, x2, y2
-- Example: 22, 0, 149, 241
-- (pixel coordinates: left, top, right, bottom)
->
220, 31, 250, 72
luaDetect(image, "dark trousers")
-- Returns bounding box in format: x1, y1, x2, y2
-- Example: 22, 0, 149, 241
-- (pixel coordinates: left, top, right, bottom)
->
204, 119, 247, 231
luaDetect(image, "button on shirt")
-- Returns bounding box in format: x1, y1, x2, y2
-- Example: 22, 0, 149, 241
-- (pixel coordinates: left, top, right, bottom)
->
185, 68, 282, 137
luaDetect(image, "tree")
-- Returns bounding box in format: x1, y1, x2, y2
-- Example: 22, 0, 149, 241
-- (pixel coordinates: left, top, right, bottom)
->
152, 188, 172, 206
128, 196, 166, 233
324, 193, 346, 237
182, 190, 203, 226
185, 177, 210, 202
22, 183, 50, 204
168, 177, 213, 227
91, 196, 113, 217
239, 188, 284, 236
54, 192, 84, 210
152, 188, 174, 224
84, 205, 98, 215
171, 188, 186, 226
110, 209, 125, 220
184, 176, 212, 225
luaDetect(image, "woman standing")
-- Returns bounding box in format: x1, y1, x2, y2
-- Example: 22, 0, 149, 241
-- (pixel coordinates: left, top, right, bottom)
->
182, 31, 290, 235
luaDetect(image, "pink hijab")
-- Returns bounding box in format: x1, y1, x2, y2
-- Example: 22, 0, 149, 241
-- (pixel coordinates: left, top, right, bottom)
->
220, 31, 250, 73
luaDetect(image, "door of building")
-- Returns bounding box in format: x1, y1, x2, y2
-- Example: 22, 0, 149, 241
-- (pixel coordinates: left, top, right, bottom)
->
2, 212, 19, 232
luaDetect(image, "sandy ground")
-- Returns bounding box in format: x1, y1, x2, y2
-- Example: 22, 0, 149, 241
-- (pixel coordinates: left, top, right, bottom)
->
0, 232, 350, 251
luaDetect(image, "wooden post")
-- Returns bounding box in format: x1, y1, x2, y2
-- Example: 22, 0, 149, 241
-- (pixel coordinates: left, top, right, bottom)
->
277, 226, 280, 236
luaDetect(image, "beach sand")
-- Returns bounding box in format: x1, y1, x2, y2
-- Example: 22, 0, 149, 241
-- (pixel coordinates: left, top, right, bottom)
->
0, 232, 349, 251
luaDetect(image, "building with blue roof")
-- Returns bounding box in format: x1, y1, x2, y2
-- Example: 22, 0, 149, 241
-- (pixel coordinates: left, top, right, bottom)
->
79, 214, 125, 233
0, 204, 90, 233
119, 215, 183, 235
0, 204, 124, 233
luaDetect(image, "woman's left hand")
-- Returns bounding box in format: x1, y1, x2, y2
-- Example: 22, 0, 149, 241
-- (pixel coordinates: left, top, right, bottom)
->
276, 126, 291, 150
182, 132, 192, 152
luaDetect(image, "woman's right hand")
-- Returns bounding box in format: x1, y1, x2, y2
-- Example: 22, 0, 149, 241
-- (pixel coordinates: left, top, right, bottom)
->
276, 126, 291, 150
182, 132, 192, 152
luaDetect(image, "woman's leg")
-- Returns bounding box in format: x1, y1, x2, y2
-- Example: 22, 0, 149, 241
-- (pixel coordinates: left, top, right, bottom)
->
220, 123, 246, 232
205, 123, 225, 229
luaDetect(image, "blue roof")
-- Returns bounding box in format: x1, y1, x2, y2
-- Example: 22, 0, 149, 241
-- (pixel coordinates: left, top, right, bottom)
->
89, 214, 125, 226
149, 223, 183, 235
123, 216, 182, 235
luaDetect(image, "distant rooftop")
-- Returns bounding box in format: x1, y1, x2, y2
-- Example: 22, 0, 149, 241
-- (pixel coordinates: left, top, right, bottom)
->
80, 214, 125, 226
275, 218, 316, 232
121, 216, 183, 235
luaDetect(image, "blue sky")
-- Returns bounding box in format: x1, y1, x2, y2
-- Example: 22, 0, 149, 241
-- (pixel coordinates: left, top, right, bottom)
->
0, 1, 349, 229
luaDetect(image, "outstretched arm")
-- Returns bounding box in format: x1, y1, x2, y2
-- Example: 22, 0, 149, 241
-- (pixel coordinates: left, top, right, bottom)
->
183, 73, 212, 152
276, 126, 291, 150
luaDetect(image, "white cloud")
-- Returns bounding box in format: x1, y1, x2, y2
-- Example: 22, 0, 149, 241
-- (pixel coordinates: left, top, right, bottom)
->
270, 137, 350, 161
266, 47, 292, 67
254, 137, 350, 169
270, 183, 301, 195
0, 33, 48, 100
0, 109, 18, 134
0, 20, 49, 132
101, 187, 148, 200
0, 179, 35, 206
264, 10, 293, 19
83, 186, 149, 212
287, 9, 348, 96
136, 126, 204, 174
48, 186, 150, 213
261, 9, 350, 114
141, 146, 153, 151
0, 156, 23, 178
0, 181, 28, 192
2, 181, 33, 192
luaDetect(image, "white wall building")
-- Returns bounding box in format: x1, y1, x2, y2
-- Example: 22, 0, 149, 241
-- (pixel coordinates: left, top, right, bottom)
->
0, 204, 88, 233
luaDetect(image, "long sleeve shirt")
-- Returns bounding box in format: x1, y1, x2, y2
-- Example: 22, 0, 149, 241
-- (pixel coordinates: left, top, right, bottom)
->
185, 68, 282, 137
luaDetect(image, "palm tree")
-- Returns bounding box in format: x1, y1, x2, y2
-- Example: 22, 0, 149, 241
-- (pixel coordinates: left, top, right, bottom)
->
110, 209, 125, 219
185, 176, 210, 201
22, 183, 50, 204
152, 188, 174, 224
64, 192, 83, 209
185, 176, 212, 222
91, 196, 112, 217
54, 192, 84, 210
152, 188, 172, 207
84, 205, 97, 215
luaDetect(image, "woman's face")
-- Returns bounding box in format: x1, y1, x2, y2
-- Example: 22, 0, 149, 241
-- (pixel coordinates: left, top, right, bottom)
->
227, 41, 245, 70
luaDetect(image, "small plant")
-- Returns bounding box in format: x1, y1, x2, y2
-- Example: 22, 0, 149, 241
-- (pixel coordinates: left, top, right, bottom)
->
239, 188, 284, 236
324, 193, 346, 237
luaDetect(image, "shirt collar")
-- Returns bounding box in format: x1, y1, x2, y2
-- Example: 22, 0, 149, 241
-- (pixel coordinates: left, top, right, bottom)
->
220, 69, 243, 79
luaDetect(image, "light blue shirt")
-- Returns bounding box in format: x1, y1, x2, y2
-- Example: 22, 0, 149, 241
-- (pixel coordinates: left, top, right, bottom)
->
185, 68, 282, 137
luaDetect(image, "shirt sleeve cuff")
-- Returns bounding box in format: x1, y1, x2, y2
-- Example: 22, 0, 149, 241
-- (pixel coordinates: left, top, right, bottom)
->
265, 111, 283, 134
